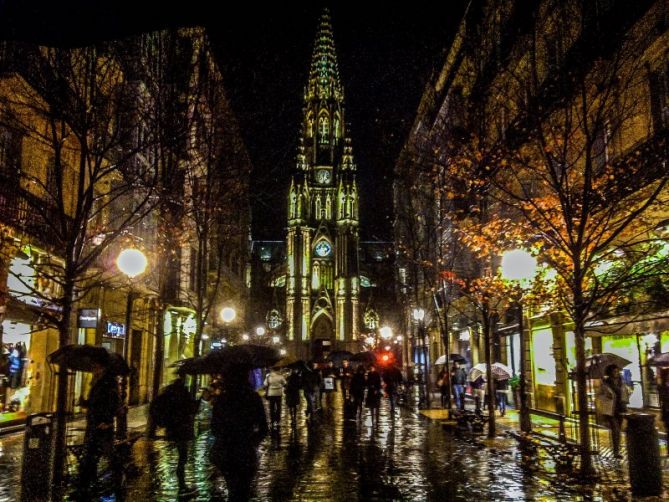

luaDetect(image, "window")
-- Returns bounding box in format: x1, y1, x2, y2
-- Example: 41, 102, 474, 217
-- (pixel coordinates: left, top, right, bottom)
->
0, 125, 22, 179
649, 64, 669, 133
318, 115, 329, 144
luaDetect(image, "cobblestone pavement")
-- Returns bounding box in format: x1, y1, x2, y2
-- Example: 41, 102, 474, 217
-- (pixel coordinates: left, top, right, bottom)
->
1, 394, 668, 501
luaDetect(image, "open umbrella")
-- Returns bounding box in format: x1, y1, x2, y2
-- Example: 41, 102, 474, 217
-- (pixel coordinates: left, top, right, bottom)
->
326, 350, 354, 365
48, 344, 130, 376
648, 352, 669, 367
435, 354, 467, 365
350, 351, 377, 364
585, 353, 632, 379
273, 355, 306, 370
491, 362, 513, 380
179, 344, 282, 375
468, 363, 488, 381
468, 362, 513, 381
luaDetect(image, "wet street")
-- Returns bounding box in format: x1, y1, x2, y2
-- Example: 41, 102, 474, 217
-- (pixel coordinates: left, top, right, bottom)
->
0, 393, 660, 501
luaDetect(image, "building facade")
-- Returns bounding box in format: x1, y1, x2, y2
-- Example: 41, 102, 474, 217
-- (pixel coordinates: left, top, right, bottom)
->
396, 0, 669, 419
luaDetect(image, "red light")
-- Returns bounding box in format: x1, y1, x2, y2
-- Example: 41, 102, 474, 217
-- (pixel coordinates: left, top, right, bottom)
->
382, 354, 390, 362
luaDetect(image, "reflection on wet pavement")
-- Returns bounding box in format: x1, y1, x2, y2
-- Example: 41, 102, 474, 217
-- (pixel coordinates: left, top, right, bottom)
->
0, 393, 660, 501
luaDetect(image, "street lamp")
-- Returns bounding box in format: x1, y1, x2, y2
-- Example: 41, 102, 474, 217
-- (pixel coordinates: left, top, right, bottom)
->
256, 326, 266, 337
116, 247, 147, 442
412, 308, 429, 407
219, 307, 236, 347
501, 248, 537, 433
380, 326, 393, 340
241, 333, 250, 342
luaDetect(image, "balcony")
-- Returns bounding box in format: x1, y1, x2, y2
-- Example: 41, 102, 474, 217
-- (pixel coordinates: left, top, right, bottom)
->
0, 176, 64, 246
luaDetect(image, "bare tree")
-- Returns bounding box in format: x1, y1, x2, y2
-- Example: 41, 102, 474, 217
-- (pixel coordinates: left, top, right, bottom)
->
0, 43, 158, 496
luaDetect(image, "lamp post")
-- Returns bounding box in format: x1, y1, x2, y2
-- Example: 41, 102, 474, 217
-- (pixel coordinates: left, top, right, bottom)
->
500, 249, 537, 433
412, 307, 428, 408
115, 248, 147, 443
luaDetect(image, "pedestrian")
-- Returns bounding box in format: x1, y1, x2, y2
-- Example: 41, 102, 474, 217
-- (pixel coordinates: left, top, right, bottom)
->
495, 378, 509, 416
149, 369, 199, 494
350, 365, 366, 419
366, 365, 382, 424
382, 365, 403, 414
656, 367, 669, 439
302, 362, 322, 420
596, 364, 631, 458
340, 359, 353, 401
77, 360, 122, 498
471, 375, 486, 411
322, 361, 337, 404
264, 367, 287, 429
285, 368, 302, 427
436, 367, 450, 409
210, 365, 268, 501
451, 362, 467, 410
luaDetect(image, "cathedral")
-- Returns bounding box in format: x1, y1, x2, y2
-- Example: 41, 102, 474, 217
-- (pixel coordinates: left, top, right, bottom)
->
285, 10, 360, 358
249, 9, 397, 361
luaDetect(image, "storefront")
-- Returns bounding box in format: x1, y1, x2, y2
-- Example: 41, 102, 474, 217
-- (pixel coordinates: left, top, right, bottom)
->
531, 327, 557, 412
163, 307, 196, 386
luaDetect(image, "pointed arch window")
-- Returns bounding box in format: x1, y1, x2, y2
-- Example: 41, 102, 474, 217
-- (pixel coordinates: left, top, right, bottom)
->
314, 196, 322, 219
318, 115, 329, 144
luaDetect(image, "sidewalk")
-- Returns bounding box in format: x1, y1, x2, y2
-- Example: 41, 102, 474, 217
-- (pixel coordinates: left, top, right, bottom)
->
419, 400, 669, 460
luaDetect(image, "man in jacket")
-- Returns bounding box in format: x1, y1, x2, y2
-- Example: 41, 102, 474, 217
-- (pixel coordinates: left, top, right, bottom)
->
151, 370, 199, 493
78, 361, 121, 496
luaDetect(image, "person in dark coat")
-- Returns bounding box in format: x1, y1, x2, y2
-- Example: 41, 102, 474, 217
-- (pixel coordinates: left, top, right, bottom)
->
451, 362, 467, 410
382, 365, 403, 414
366, 365, 382, 424
340, 360, 353, 401
436, 367, 450, 409
78, 361, 122, 496
302, 363, 322, 419
350, 365, 366, 419
210, 365, 268, 501
285, 368, 302, 427
151, 370, 199, 493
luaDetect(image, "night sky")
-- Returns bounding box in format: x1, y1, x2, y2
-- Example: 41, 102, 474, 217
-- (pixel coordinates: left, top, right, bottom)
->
0, 1, 466, 240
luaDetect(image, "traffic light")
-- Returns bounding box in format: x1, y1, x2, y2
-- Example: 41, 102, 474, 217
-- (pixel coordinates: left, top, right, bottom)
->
378, 351, 394, 366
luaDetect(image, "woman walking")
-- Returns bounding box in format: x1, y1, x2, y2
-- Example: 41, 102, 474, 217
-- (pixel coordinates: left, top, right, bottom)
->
264, 367, 287, 429
596, 364, 630, 458
495, 378, 509, 416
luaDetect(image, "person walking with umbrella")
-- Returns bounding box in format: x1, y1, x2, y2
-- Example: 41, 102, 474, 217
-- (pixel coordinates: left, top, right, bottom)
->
366, 365, 382, 424
285, 368, 302, 427
596, 364, 631, 458
436, 366, 450, 409
210, 365, 269, 501
149, 369, 199, 494
302, 362, 322, 420
350, 365, 366, 420
383, 365, 403, 415
264, 366, 287, 429
77, 360, 122, 498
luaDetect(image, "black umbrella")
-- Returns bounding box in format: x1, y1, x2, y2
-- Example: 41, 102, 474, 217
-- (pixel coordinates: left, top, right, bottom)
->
585, 353, 632, 379
450, 354, 467, 364
648, 352, 669, 367
326, 350, 353, 364
179, 344, 282, 375
273, 356, 307, 370
48, 344, 130, 376
350, 351, 377, 364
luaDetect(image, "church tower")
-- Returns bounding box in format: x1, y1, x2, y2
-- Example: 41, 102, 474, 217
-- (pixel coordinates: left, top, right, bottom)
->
286, 9, 360, 358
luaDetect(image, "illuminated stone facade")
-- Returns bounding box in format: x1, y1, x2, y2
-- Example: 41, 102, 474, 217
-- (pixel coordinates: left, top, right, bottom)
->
286, 10, 360, 356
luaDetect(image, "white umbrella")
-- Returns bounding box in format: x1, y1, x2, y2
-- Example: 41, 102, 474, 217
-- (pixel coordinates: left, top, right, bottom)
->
435, 355, 447, 365
468, 363, 487, 382
491, 362, 513, 380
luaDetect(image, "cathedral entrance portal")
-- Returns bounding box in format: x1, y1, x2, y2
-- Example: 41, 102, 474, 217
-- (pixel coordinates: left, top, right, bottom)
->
311, 315, 333, 360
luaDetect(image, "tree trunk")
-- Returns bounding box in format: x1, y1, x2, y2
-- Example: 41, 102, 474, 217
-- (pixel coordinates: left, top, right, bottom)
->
151, 302, 165, 401
51, 279, 74, 500
574, 318, 595, 478
483, 311, 496, 438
